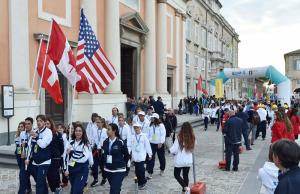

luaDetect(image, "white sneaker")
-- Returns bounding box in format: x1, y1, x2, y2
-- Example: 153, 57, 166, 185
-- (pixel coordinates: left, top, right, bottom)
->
160, 170, 164, 176
146, 173, 152, 180
184, 187, 190, 194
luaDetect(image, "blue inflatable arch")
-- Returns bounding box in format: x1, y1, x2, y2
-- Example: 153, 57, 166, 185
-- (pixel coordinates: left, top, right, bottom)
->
211, 65, 291, 105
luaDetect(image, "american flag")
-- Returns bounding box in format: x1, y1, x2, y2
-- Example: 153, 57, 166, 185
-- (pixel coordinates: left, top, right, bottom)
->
76, 9, 117, 93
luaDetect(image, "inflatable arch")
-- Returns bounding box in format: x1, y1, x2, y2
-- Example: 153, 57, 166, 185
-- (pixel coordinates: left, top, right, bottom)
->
211, 65, 291, 105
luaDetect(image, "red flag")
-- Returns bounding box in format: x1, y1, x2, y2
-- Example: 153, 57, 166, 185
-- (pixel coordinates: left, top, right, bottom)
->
47, 20, 80, 86
197, 75, 208, 95
37, 41, 63, 104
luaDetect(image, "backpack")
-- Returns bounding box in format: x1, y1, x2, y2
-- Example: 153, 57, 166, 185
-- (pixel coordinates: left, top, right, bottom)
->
252, 111, 261, 125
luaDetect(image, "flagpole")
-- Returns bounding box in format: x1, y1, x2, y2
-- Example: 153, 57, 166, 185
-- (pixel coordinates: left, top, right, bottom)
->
27, 39, 43, 116
68, 75, 77, 140
37, 20, 53, 114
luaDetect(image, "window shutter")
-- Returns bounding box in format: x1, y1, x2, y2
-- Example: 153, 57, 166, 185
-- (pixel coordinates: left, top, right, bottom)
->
294, 60, 297, 70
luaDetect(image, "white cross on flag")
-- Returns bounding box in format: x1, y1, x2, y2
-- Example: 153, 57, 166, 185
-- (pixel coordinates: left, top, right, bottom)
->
37, 40, 63, 104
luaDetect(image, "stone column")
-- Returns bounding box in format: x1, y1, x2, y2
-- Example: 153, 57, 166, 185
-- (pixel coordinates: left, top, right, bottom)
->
143, 0, 156, 96
175, 10, 181, 95
104, 0, 121, 93
80, 0, 97, 34
156, 0, 168, 94
181, 14, 187, 96
9, 0, 30, 90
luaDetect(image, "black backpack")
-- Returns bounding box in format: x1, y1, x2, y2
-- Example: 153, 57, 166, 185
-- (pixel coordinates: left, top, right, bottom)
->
252, 111, 261, 125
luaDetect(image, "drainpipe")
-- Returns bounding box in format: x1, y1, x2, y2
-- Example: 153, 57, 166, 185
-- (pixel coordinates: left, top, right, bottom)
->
205, 10, 208, 94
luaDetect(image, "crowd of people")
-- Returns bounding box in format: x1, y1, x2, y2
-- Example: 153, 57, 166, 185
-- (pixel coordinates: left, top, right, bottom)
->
14, 96, 198, 194
14, 94, 300, 194
196, 97, 300, 194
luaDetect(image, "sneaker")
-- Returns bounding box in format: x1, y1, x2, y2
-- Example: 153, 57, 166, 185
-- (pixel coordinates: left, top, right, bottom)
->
146, 173, 152, 180
100, 179, 107, 186
90, 179, 99, 187
183, 187, 190, 194
138, 184, 146, 190
25, 189, 32, 194
246, 147, 252, 151
232, 167, 238, 171
160, 170, 164, 176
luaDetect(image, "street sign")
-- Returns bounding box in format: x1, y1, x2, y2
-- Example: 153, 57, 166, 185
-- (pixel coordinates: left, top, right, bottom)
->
1, 85, 14, 118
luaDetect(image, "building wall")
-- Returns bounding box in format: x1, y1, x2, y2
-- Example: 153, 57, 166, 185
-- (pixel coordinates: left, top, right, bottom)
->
0, 0, 187, 145
285, 53, 300, 93
185, 0, 240, 99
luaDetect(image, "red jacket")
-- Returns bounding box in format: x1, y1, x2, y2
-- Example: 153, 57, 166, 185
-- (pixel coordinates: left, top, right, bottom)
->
271, 121, 287, 143
290, 115, 300, 135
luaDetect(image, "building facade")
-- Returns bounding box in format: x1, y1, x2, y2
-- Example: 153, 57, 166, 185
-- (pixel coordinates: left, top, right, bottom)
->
0, 0, 188, 144
184, 0, 240, 99
285, 49, 300, 98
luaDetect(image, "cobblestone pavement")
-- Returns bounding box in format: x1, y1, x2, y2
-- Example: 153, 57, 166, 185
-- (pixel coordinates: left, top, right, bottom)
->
0, 119, 269, 194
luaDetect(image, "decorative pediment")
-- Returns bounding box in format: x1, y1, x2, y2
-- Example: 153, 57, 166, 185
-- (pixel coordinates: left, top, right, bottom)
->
120, 12, 149, 35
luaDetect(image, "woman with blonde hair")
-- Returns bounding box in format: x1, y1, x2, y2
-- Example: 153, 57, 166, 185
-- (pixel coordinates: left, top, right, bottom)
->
170, 122, 196, 193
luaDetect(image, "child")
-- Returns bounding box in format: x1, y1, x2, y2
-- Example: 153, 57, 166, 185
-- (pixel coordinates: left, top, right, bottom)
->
258, 145, 279, 194
170, 122, 196, 193
272, 139, 300, 194
128, 123, 152, 190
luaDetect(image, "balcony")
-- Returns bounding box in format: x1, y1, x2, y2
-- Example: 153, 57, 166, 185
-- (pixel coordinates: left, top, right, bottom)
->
211, 51, 226, 63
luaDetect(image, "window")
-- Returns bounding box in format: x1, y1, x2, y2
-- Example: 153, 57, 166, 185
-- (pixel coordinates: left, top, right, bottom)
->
194, 24, 201, 44
208, 61, 211, 72
120, 0, 140, 11
201, 27, 206, 48
208, 32, 213, 51
186, 52, 190, 66
200, 58, 206, 71
297, 80, 300, 85
295, 60, 300, 70
186, 19, 192, 40
194, 56, 199, 69
214, 34, 218, 51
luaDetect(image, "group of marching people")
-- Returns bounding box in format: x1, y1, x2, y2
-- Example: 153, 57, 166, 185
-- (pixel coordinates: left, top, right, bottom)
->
15, 106, 195, 194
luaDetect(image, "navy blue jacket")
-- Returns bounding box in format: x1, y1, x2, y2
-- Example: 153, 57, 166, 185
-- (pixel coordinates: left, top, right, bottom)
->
236, 112, 249, 131
102, 137, 129, 172
275, 167, 300, 194
223, 116, 243, 144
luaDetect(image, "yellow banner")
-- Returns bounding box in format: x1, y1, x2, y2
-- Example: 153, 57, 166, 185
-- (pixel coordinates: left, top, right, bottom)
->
215, 79, 223, 98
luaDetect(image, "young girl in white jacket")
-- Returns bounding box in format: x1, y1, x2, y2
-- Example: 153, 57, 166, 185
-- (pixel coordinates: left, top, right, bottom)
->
258, 144, 279, 194
170, 122, 196, 194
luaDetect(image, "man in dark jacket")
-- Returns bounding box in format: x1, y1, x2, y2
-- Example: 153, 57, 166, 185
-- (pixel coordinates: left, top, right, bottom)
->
273, 139, 300, 194
236, 106, 251, 150
223, 110, 243, 171
155, 96, 165, 117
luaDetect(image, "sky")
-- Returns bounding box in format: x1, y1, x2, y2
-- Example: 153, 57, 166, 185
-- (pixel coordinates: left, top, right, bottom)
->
220, 0, 300, 74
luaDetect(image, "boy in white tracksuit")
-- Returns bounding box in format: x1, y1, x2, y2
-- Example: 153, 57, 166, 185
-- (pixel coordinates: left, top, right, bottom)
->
128, 123, 152, 190
258, 145, 279, 194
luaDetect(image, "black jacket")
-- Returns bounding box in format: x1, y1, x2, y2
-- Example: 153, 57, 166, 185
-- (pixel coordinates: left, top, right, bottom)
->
155, 100, 165, 115
50, 133, 64, 159
236, 112, 249, 131
275, 167, 300, 194
102, 138, 129, 171
223, 116, 243, 144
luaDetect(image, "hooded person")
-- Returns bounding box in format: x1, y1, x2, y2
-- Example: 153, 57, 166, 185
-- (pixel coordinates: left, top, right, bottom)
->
258, 145, 279, 194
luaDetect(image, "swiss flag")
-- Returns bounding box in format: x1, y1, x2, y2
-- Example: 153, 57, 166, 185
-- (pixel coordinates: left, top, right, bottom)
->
37, 41, 63, 104
197, 75, 208, 95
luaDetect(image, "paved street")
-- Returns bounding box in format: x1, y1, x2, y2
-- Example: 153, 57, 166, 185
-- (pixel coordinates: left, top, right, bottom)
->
0, 117, 272, 194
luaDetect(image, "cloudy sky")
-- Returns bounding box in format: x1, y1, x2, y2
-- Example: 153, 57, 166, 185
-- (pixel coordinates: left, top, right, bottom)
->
221, 0, 300, 74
